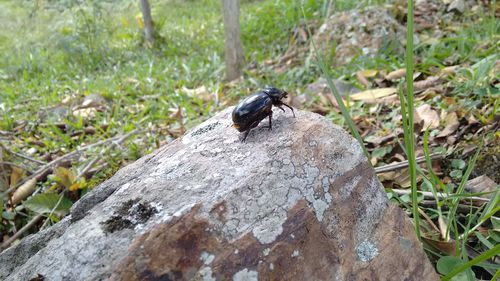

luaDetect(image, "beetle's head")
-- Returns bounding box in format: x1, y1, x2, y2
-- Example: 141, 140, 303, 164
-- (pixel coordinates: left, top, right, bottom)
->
263, 87, 287, 103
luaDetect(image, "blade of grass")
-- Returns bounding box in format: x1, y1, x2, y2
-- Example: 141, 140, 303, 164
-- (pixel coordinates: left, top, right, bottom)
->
459, 203, 479, 281
300, 6, 369, 160
445, 143, 482, 239
397, 88, 421, 239
404, 0, 420, 239
459, 205, 500, 241
423, 128, 447, 240
442, 244, 500, 281
491, 266, 500, 281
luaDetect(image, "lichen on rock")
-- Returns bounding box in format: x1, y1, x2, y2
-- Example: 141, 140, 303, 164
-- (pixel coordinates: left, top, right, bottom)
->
0, 108, 438, 281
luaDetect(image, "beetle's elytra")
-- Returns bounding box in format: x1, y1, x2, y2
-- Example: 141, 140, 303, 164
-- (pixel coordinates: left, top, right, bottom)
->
232, 87, 295, 142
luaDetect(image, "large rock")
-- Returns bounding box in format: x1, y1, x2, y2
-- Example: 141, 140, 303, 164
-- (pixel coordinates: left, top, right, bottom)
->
312, 6, 408, 66
0, 108, 438, 281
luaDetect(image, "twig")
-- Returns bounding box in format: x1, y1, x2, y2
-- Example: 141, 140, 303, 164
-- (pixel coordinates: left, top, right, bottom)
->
420, 200, 479, 214
0, 161, 31, 171
391, 189, 490, 203
0, 214, 43, 252
418, 207, 440, 233
374, 153, 443, 174
0, 129, 142, 252
2, 130, 140, 197
39, 129, 141, 228
0, 142, 46, 165
39, 191, 65, 230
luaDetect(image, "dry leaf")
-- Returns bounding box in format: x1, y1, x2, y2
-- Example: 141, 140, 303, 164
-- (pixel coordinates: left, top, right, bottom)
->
385, 68, 406, 80
441, 65, 460, 76
437, 112, 460, 137
393, 168, 412, 188
364, 134, 395, 145
81, 93, 106, 108
350, 88, 397, 101
61, 96, 72, 104
358, 69, 378, 78
10, 166, 24, 188
54, 167, 76, 189
464, 175, 498, 199
182, 86, 212, 102
356, 72, 370, 87
73, 108, 97, 118
11, 178, 37, 205
422, 236, 456, 256
414, 75, 443, 92
415, 104, 440, 131
438, 216, 449, 241
378, 171, 397, 182
126, 78, 140, 84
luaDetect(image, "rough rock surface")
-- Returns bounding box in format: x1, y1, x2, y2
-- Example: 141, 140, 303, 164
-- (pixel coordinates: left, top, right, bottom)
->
0, 108, 438, 281
312, 6, 408, 66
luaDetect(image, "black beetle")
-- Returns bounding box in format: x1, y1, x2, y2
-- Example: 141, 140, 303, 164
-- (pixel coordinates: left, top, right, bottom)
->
232, 87, 295, 142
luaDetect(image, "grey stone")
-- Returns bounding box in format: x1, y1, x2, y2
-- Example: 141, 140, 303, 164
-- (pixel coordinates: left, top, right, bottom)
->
0, 108, 438, 281
447, 0, 466, 13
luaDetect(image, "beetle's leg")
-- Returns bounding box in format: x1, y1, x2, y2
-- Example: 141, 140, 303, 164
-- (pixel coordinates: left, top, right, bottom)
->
268, 111, 273, 130
277, 106, 285, 113
241, 120, 260, 142
281, 102, 296, 117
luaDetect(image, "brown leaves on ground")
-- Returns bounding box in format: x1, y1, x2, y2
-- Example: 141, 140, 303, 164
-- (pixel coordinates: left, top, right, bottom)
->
415, 104, 440, 131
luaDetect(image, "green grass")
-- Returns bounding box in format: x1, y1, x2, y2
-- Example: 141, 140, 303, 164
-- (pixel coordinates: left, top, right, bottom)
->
402, 0, 420, 239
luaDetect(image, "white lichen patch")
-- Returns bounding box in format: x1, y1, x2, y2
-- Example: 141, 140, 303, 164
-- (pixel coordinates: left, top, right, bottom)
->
356, 177, 386, 242
114, 182, 131, 195
200, 251, 215, 265
173, 203, 196, 217
263, 248, 270, 256
303, 164, 320, 184
252, 218, 284, 244
233, 268, 258, 281
356, 240, 379, 262
312, 199, 328, 222
269, 263, 274, 271
199, 266, 216, 281
291, 250, 300, 257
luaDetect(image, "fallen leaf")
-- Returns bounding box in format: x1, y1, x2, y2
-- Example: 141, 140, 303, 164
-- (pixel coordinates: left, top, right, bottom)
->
464, 175, 498, 199
414, 75, 444, 92
358, 69, 378, 78
81, 93, 106, 108
437, 112, 460, 137
422, 236, 457, 256
182, 86, 212, 102
385, 68, 406, 80
73, 108, 97, 119
356, 72, 370, 87
364, 134, 395, 145
394, 168, 412, 188
11, 178, 37, 205
10, 166, 24, 188
350, 87, 397, 101
54, 167, 76, 189
383, 168, 422, 188
378, 171, 397, 182
447, 0, 466, 14
415, 104, 440, 131
441, 65, 460, 76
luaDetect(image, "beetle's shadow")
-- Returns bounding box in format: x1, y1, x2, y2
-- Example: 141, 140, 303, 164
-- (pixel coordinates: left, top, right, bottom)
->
238, 114, 292, 143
